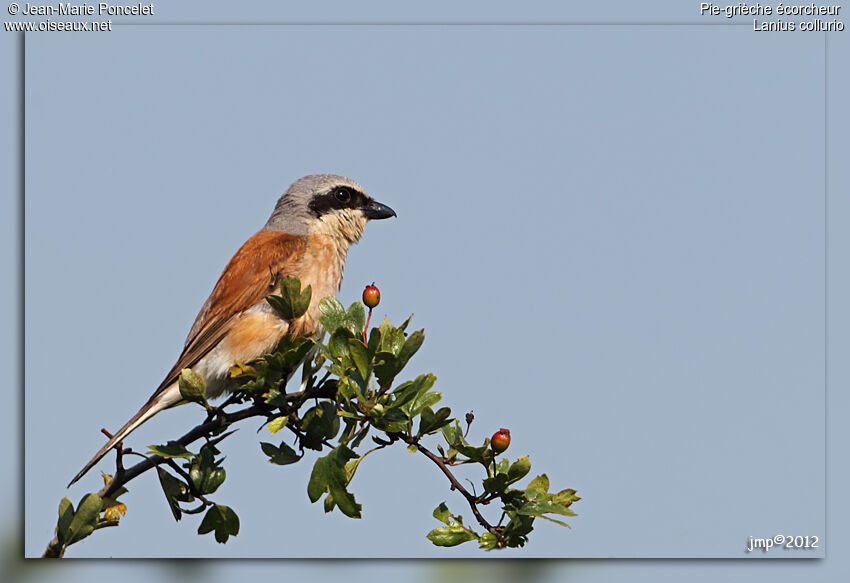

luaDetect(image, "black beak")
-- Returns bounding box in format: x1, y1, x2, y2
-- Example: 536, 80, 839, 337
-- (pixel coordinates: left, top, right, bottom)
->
362, 200, 397, 220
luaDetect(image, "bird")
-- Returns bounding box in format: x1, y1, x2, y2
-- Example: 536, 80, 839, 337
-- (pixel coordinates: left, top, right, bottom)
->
68, 174, 396, 487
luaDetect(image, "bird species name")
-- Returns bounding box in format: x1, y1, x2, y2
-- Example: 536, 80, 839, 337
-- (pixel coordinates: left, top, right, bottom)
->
698, 3, 844, 30
699, 3, 841, 18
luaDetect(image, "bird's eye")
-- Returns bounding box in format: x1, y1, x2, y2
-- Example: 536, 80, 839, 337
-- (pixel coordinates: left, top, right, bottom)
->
334, 188, 351, 203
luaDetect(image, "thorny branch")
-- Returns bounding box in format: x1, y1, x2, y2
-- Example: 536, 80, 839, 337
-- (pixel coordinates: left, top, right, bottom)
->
43, 381, 501, 557
392, 433, 499, 537
43, 383, 332, 558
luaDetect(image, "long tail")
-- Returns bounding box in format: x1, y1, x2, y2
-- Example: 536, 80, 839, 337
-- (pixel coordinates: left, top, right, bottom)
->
68, 386, 178, 487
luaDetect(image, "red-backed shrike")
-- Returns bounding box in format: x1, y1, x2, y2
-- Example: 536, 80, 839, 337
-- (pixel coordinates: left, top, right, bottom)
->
69, 174, 395, 486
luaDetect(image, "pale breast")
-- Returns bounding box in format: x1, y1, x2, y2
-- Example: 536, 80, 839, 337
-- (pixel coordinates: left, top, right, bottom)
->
291, 234, 349, 337
195, 234, 349, 398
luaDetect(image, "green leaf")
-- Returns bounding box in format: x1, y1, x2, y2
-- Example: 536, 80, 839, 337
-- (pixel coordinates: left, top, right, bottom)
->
307, 445, 361, 518
371, 435, 393, 446
501, 510, 535, 548
387, 379, 417, 407
397, 329, 425, 368
323, 492, 336, 513
229, 361, 255, 380
432, 502, 451, 525
260, 441, 301, 465
302, 347, 327, 386
350, 424, 371, 449
342, 446, 381, 485
348, 338, 371, 381
267, 415, 288, 435
336, 377, 356, 402
65, 494, 102, 545
369, 404, 410, 433
454, 440, 492, 465
56, 497, 74, 546
330, 483, 361, 519
264, 386, 289, 408
198, 504, 240, 543
344, 301, 366, 336
380, 327, 405, 356
418, 406, 452, 436
267, 276, 312, 320
318, 297, 346, 333
148, 441, 194, 459
274, 335, 314, 372
402, 388, 442, 419
537, 514, 572, 527
307, 461, 328, 503
373, 330, 425, 387
377, 316, 395, 337
206, 468, 228, 496
373, 354, 398, 388
397, 314, 414, 332
188, 445, 226, 495
392, 373, 437, 413
553, 488, 581, 507
337, 408, 361, 420
482, 474, 509, 494
178, 368, 207, 405
441, 421, 465, 448
518, 499, 577, 519
229, 359, 268, 394
265, 296, 291, 321
500, 489, 527, 508
156, 467, 192, 521
328, 328, 354, 360
525, 474, 550, 499
507, 456, 531, 484
426, 525, 478, 547
478, 531, 498, 550
300, 401, 340, 450
367, 327, 382, 355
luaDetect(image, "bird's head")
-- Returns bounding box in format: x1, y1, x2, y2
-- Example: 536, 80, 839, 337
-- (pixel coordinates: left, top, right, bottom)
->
265, 174, 396, 243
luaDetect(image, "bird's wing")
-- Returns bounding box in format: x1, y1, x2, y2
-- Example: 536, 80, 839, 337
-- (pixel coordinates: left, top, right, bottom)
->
152, 230, 308, 395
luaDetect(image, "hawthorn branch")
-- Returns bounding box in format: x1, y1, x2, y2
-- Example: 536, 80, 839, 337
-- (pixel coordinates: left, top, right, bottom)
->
45, 379, 501, 557
44, 379, 343, 558
43, 401, 269, 558
99, 402, 267, 499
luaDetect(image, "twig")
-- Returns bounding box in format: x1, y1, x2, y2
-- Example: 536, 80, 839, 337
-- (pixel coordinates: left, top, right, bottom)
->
101, 403, 268, 498
43, 401, 271, 558
395, 433, 498, 537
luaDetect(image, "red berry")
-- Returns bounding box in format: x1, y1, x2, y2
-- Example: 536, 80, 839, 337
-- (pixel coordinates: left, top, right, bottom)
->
490, 428, 511, 453
362, 283, 381, 309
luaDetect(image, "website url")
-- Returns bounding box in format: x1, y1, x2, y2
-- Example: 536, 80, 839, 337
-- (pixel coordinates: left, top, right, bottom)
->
4, 19, 112, 31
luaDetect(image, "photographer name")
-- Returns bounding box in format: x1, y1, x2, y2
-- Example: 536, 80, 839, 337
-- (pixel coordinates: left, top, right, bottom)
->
21, 2, 154, 16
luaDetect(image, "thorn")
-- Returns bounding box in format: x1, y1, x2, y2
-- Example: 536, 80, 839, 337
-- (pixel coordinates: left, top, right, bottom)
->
101, 428, 114, 439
